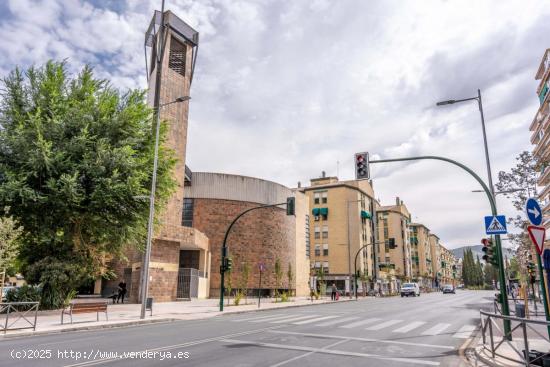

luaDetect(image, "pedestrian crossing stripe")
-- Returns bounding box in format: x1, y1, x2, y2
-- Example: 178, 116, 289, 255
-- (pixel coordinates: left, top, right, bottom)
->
229, 313, 477, 338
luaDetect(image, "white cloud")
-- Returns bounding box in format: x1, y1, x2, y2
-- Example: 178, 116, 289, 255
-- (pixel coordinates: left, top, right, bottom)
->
0, 0, 548, 248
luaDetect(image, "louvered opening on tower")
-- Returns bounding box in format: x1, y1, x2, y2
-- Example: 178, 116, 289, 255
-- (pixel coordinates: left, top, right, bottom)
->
168, 38, 186, 77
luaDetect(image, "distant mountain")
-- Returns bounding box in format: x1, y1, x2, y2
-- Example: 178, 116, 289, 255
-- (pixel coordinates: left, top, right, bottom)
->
451, 245, 484, 260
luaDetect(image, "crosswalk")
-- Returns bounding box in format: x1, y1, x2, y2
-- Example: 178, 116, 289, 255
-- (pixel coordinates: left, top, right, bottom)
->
229, 313, 477, 339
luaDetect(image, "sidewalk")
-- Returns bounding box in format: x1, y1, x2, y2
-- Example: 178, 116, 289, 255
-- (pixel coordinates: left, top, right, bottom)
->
1, 296, 354, 338
474, 301, 550, 366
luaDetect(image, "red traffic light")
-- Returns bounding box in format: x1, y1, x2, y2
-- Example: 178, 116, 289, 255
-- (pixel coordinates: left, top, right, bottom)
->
481, 238, 491, 246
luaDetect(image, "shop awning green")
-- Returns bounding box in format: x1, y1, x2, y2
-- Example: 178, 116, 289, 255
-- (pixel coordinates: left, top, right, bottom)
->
319, 207, 328, 215
312, 208, 320, 216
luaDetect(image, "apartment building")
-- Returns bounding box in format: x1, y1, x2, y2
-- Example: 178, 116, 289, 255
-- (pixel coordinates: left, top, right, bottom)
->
409, 223, 434, 288
377, 198, 413, 289
429, 234, 442, 288
301, 173, 375, 295
439, 244, 458, 286
530, 48, 550, 247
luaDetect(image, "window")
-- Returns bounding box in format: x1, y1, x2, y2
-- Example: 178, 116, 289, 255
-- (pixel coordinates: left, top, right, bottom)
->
323, 261, 329, 274
323, 243, 329, 256
321, 192, 328, 204
314, 192, 320, 204
182, 198, 194, 227
315, 261, 321, 268
315, 244, 321, 256
314, 225, 320, 239
322, 225, 328, 239
168, 38, 186, 76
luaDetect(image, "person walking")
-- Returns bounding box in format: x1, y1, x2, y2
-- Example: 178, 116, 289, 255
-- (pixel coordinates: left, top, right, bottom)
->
117, 280, 127, 304
331, 283, 337, 301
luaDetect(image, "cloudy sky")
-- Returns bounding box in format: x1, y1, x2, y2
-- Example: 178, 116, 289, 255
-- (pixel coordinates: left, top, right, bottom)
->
0, 0, 547, 248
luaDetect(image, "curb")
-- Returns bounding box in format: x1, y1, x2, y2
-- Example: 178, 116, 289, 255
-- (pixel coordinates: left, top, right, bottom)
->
216, 297, 357, 317
0, 318, 177, 339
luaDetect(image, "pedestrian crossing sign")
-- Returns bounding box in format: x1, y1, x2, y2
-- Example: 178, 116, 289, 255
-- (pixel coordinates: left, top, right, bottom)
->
484, 215, 507, 235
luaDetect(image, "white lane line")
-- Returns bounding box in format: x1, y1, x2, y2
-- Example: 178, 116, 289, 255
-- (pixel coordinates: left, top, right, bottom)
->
393, 321, 426, 333
62, 325, 285, 367
292, 315, 339, 325
271, 314, 321, 324
316, 316, 358, 327
236, 314, 297, 322
268, 330, 454, 349
366, 319, 402, 331
340, 317, 381, 328
452, 324, 477, 338
249, 314, 300, 323
220, 339, 439, 366
421, 323, 451, 336
267, 339, 348, 367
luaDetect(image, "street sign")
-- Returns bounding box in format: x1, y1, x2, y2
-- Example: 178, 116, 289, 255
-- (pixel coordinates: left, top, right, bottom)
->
526, 198, 543, 226
484, 215, 507, 235
528, 225, 546, 255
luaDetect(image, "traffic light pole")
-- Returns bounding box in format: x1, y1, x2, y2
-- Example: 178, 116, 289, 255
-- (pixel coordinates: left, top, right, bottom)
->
354, 241, 385, 299
219, 201, 288, 311
370, 155, 511, 337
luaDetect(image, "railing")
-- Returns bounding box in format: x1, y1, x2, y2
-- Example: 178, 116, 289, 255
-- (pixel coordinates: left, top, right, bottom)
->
0, 302, 39, 334
480, 309, 550, 366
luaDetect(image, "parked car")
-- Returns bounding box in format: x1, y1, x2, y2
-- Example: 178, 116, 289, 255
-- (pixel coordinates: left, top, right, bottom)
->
400, 283, 420, 297
442, 285, 455, 294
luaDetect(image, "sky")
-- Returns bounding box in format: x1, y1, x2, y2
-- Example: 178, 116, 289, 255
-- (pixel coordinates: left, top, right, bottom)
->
0, 0, 547, 249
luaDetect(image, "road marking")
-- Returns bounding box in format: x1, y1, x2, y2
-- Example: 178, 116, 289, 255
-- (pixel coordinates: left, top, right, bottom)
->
393, 321, 426, 333
220, 339, 440, 366
236, 314, 297, 322
292, 315, 339, 325
249, 314, 301, 323
268, 339, 348, 367
340, 317, 381, 328
452, 325, 477, 338
268, 330, 454, 349
270, 314, 321, 324
62, 325, 285, 367
366, 319, 402, 331
315, 316, 358, 327
421, 323, 451, 336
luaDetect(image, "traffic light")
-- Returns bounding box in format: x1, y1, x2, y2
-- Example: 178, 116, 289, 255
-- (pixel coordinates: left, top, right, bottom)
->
354, 152, 370, 180
481, 238, 499, 267
388, 238, 396, 249
286, 197, 295, 216
225, 257, 233, 272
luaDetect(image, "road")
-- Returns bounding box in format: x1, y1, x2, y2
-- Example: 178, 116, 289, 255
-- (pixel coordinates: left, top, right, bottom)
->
0, 290, 494, 367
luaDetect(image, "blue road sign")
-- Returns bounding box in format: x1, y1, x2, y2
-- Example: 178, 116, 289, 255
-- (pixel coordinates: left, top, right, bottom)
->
485, 215, 507, 235
526, 198, 543, 226
543, 249, 550, 270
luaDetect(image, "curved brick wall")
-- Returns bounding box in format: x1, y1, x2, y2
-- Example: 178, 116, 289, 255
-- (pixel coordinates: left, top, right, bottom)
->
193, 198, 296, 297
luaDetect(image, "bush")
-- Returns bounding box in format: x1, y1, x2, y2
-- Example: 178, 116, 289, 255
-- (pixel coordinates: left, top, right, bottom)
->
280, 292, 290, 302
233, 291, 243, 306
5, 285, 41, 305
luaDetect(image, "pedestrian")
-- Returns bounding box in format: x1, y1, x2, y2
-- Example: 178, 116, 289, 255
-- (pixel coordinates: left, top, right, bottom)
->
117, 280, 127, 304
331, 283, 337, 301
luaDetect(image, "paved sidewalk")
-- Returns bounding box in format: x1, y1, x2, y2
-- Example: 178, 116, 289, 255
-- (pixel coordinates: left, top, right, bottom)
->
1, 296, 355, 338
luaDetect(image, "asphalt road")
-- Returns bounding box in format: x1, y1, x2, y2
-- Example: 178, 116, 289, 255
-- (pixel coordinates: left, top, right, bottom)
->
0, 290, 494, 367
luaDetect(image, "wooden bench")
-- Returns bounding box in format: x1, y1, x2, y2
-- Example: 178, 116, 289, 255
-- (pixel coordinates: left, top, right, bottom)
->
61, 302, 108, 324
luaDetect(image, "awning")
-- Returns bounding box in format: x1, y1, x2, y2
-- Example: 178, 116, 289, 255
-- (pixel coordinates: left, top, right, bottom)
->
361, 210, 372, 219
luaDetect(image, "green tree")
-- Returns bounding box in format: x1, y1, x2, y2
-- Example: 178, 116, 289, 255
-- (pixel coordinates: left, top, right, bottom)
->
0, 61, 176, 308
0, 208, 23, 296
496, 151, 538, 275
274, 258, 282, 301
475, 255, 484, 287
287, 262, 293, 298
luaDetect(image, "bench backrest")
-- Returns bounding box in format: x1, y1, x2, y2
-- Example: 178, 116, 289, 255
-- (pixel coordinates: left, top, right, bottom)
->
70, 302, 108, 312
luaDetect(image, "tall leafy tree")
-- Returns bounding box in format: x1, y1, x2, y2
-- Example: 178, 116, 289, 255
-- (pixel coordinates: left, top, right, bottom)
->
0, 61, 176, 308
0, 208, 23, 296
496, 151, 538, 274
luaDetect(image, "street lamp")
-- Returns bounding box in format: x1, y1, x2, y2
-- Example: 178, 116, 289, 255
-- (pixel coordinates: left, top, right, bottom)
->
346, 199, 363, 299
436, 90, 495, 199
471, 188, 526, 195
139, 95, 191, 319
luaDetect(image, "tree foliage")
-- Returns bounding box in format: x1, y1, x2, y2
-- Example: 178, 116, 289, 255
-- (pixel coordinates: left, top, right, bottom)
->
0, 208, 23, 272
0, 61, 176, 308
462, 249, 484, 287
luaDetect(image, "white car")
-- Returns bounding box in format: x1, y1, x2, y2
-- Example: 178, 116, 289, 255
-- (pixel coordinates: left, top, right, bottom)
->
400, 283, 420, 297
